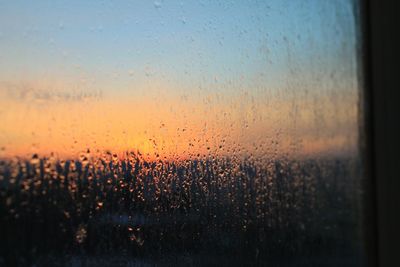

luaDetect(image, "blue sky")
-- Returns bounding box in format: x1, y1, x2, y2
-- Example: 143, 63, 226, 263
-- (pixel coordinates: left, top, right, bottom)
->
0, 0, 357, 96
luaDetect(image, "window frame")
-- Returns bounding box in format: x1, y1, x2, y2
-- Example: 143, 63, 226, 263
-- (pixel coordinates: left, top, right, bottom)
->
363, 0, 400, 266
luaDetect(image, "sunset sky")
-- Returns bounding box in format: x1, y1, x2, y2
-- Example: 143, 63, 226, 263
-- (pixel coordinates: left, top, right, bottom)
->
0, 0, 360, 160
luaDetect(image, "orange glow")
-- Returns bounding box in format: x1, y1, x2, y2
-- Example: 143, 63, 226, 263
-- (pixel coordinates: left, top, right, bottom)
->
0, 78, 358, 160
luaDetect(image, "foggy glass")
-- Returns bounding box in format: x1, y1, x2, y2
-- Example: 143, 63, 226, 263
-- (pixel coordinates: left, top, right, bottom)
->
0, 0, 365, 266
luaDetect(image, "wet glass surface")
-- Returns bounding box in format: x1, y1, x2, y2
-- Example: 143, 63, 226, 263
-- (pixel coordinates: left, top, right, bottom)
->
0, 0, 365, 266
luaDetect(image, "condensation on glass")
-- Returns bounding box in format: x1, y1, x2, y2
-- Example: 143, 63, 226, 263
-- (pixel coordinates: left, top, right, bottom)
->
0, 0, 365, 266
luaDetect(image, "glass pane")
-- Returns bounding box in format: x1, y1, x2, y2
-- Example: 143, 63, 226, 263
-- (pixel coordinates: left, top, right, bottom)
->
0, 0, 365, 266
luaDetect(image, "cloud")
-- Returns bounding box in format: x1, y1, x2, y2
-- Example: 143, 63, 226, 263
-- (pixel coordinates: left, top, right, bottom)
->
0, 80, 102, 103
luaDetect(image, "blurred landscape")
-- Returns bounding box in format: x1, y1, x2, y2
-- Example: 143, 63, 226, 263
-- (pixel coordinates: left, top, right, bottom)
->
0, 1, 364, 266
0, 152, 363, 266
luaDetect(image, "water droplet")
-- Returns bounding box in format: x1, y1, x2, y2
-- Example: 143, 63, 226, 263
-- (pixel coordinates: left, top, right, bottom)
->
75, 224, 87, 244
30, 154, 40, 165
153, 1, 162, 9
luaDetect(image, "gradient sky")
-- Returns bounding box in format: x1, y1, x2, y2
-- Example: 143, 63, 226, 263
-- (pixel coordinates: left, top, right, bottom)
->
0, 0, 360, 160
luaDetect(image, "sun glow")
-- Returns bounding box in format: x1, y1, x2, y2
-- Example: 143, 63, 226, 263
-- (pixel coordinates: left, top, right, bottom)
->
0, 78, 358, 161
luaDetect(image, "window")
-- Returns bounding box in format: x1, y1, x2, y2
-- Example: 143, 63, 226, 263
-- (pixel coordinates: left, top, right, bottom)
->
0, 1, 369, 266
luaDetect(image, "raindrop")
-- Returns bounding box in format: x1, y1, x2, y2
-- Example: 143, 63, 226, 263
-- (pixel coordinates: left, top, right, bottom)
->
153, 1, 162, 9
30, 154, 40, 165
75, 224, 87, 244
